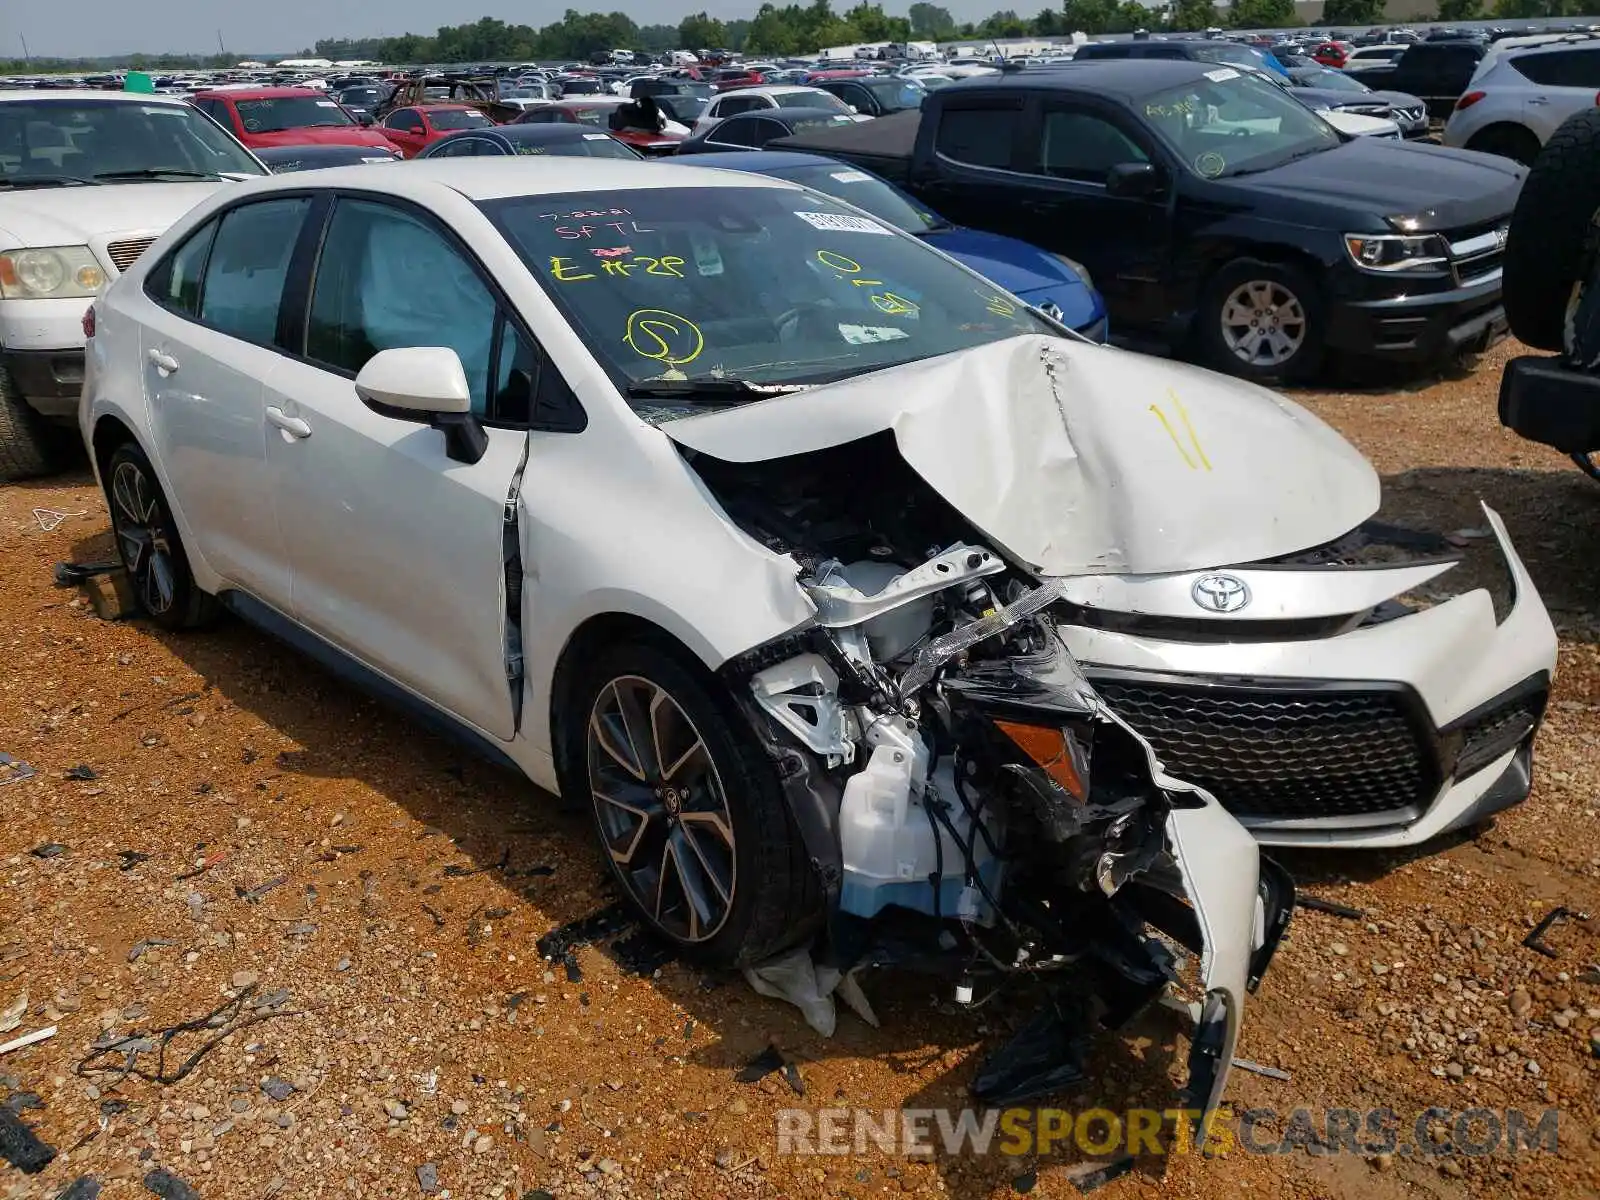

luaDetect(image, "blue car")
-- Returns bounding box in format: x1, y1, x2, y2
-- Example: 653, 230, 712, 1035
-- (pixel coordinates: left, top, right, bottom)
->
698, 150, 1109, 342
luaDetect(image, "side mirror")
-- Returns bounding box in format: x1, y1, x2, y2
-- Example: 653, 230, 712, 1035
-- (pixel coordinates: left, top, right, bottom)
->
356, 111, 374, 126
848, 103, 859, 113
1106, 161, 1163, 198
354, 347, 488, 464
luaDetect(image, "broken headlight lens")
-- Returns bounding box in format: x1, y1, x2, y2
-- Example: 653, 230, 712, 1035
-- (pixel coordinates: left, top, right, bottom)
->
1342, 232, 1449, 273
995, 720, 1091, 803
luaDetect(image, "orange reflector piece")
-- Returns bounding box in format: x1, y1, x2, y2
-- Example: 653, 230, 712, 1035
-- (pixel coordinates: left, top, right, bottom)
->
0, 257, 16, 288
996, 721, 1087, 801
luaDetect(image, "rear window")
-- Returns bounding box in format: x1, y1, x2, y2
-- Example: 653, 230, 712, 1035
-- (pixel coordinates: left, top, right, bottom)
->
429, 108, 493, 130
235, 96, 353, 133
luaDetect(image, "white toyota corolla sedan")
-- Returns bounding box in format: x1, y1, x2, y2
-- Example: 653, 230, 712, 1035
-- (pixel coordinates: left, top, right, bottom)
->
81, 159, 1308, 1123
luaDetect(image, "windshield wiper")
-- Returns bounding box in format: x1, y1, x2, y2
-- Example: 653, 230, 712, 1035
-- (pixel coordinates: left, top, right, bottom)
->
626, 376, 812, 401
1226, 143, 1332, 177
93, 169, 221, 181
0, 175, 100, 188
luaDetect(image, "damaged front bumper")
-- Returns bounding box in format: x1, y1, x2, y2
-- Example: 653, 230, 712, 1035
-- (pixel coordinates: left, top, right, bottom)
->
721, 568, 1292, 1136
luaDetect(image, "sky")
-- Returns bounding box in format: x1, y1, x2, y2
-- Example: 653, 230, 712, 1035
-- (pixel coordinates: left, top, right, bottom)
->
10, 0, 1004, 59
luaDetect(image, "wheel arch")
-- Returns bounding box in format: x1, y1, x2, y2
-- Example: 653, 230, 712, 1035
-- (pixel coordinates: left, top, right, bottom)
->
1465, 121, 1541, 161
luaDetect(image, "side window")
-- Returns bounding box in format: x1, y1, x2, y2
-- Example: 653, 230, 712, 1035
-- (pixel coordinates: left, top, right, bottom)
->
305, 199, 497, 416
1034, 108, 1149, 182
433, 137, 475, 157
146, 219, 217, 317
935, 103, 1023, 169
1516, 50, 1600, 88
198, 198, 310, 344
491, 317, 582, 428
750, 117, 787, 146
719, 97, 756, 116
404, 112, 427, 133
710, 116, 759, 146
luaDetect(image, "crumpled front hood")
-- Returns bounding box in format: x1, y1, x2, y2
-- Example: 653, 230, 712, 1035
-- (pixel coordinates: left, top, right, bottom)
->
0, 183, 226, 248
664, 335, 1380, 576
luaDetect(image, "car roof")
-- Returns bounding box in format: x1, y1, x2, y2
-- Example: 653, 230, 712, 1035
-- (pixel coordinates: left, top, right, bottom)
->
0, 89, 194, 106
722, 106, 858, 124
192, 87, 322, 99
216, 157, 801, 201
951, 59, 1223, 100
438, 124, 590, 140
1505, 39, 1600, 59
719, 84, 827, 97
683, 149, 841, 172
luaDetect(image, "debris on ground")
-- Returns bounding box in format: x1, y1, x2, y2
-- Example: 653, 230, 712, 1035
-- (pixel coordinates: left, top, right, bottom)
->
143, 1167, 201, 1199
0, 1026, 56, 1057
29, 843, 68, 859
0, 991, 24, 1034
1231, 1057, 1292, 1081
0, 1105, 56, 1173
1296, 895, 1364, 921
1065, 1156, 1136, 1193
56, 1178, 103, 1200
77, 985, 297, 1085
1523, 905, 1588, 958
0, 753, 36, 787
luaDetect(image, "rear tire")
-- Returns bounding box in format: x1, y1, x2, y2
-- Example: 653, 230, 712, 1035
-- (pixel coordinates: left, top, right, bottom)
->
559, 639, 821, 968
1465, 123, 1541, 167
0, 363, 65, 482
1504, 107, 1600, 352
103, 442, 219, 631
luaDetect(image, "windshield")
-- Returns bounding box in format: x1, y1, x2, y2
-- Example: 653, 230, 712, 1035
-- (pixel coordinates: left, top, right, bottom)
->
862, 79, 927, 110
0, 98, 265, 183
430, 108, 493, 130
1292, 67, 1369, 92
1140, 69, 1340, 178
777, 90, 852, 113
1192, 43, 1269, 68
236, 96, 354, 132
484, 185, 1049, 405
657, 96, 707, 122
778, 165, 944, 234
563, 106, 613, 126
339, 88, 383, 106
512, 133, 639, 158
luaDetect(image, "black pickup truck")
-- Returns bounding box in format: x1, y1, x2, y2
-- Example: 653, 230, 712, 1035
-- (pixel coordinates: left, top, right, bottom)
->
770, 60, 1522, 383
1344, 39, 1487, 119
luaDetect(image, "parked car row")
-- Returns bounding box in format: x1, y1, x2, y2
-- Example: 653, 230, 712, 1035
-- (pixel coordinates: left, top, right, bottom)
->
0, 76, 1561, 1142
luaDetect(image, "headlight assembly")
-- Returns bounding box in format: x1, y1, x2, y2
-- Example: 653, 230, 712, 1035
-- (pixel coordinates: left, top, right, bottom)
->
0, 246, 105, 299
1053, 253, 1093, 291
1343, 232, 1449, 273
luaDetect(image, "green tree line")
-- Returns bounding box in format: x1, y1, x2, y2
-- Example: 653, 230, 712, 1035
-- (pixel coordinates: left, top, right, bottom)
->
5, 0, 1597, 75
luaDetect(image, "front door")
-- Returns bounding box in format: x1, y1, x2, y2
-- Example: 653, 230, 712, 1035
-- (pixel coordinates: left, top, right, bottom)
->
140, 196, 312, 605
1007, 98, 1172, 331
383, 108, 428, 156
262, 195, 524, 740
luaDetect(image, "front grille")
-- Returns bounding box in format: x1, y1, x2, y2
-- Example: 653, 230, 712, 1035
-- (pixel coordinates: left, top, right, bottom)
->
1446, 222, 1507, 288
1093, 678, 1438, 822
106, 237, 156, 273
1341, 103, 1392, 117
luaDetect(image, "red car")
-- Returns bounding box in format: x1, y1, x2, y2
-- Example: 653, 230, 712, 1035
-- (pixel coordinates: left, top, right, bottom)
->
711, 68, 767, 91
191, 87, 399, 152
1312, 41, 1352, 68
513, 99, 686, 155
380, 104, 497, 157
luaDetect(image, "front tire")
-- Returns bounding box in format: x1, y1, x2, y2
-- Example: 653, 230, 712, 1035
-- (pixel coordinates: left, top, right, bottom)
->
1465, 123, 1541, 167
103, 442, 218, 630
1198, 259, 1324, 384
0, 363, 66, 482
561, 640, 820, 967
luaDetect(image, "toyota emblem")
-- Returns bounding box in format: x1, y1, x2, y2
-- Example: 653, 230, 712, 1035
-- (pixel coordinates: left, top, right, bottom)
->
1191, 573, 1251, 614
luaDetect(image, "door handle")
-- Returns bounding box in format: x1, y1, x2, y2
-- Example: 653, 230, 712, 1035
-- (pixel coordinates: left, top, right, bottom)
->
146, 348, 179, 375
1528, 96, 1550, 105
265, 406, 312, 439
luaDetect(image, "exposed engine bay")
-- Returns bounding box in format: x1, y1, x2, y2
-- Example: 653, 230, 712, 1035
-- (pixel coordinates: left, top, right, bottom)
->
687, 433, 1295, 1124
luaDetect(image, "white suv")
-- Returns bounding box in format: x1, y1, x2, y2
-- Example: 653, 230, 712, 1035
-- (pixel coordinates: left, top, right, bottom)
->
0, 89, 264, 479
1444, 41, 1600, 164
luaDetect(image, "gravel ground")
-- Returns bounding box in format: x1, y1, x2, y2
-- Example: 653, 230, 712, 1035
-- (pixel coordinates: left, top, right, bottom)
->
3, 339, 1600, 1200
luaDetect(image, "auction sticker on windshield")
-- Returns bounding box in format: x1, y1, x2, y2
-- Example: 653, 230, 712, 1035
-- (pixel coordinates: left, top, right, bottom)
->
1204, 67, 1240, 82
794, 211, 893, 235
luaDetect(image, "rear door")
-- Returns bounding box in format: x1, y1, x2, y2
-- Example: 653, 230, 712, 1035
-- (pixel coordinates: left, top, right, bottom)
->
1507, 47, 1600, 140
138, 196, 313, 606
915, 94, 1031, 234
260, 195, 528, 740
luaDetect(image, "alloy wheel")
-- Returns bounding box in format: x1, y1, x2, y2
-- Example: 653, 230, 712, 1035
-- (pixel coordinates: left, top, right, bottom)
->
587, 675, 737, 943
1220, 279, 1308, 368
110, 459, 177, 617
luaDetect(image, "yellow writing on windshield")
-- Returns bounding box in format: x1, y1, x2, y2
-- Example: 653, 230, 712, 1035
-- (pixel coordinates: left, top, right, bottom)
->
624, 309, 704, 367
549, 256, 595, 282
